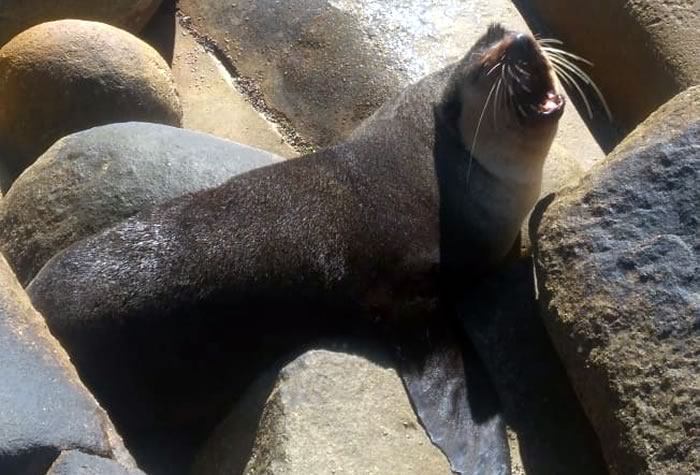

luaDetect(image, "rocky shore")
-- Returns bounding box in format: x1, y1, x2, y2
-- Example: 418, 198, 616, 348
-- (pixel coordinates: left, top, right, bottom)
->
0, 1, 696, 474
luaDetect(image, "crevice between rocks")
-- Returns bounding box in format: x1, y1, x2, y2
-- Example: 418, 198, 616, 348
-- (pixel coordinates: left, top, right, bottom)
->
176, 10, 316, 155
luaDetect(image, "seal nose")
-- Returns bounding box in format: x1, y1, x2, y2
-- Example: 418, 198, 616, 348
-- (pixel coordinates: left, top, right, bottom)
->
507, 33, 536, 59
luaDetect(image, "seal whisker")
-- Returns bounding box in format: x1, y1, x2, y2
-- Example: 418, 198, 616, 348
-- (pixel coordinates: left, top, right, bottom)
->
541, 46, 593, 66
550, 61, 594, 118
467, 77, 499, 188
547, 53, 612, 119
486, 61, 502, 77
506, 66, 524, 87
492, 76, 503, 128
500, 65, 511, 116
513, 64, 531, 78
537, 38, 564, 46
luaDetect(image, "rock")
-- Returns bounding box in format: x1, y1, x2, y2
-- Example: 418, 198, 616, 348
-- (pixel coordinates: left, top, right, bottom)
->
0, 253, 138, 474
0, 19, 182, 183
532, 87, 700, 474
459, 258, 608, 475
0, 122, 282, 286
0, 0, 162, 47
518, 142, 589, 253
47, 451, 146, 475
0, 160, 9, 194
515, 0, 700, 147
178, 0, 602, 167
193, 349, 452, 475
170, 22, 296, 158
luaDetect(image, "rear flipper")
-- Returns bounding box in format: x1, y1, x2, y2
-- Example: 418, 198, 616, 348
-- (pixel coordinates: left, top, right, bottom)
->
398, 320, 511, 475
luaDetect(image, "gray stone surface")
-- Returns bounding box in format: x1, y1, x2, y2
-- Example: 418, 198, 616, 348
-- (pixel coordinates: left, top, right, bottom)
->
47, 451, 146, 475
0, 19, 182, 183
0, 0, 162, 46
0, 254, 137, 474
0, 122, 282, 285
178, 0, 603, 168
533, 87, 700, 474
193, 349, 452, 475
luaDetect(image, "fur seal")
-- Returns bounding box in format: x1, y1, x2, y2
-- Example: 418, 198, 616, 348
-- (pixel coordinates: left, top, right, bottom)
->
28, 24, 564, 474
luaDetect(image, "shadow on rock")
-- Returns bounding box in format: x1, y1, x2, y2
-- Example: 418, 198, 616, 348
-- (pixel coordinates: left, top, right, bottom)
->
459, 257, 609, 475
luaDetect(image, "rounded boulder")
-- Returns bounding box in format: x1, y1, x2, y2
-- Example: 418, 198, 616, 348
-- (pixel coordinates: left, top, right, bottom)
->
0, 122, 282, 286
0, 20, 182, 183
0, 0, 162, 46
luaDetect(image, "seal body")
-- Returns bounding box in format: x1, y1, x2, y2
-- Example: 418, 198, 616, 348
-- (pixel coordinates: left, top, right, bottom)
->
28, 25, 564, 473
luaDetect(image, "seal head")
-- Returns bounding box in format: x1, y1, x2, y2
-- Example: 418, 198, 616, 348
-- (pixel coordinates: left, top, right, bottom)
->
447, 24, 564, 185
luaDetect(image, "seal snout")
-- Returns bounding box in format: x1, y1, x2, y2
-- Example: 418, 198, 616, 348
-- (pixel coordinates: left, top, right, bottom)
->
506, 34, 536, 61
501, 32, 565, 123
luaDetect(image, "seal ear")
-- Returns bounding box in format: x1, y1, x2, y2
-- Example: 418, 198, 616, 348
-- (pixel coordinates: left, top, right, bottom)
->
486, 23, 507, 39
464, 23, 509, 64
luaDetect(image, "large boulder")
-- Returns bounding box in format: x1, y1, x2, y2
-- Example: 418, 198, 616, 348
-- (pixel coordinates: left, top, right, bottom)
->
532, 87, 700, 474
0, 0, 162, 47
516, 0, 700, 145
193, 349, 452, 475
0, 254, 139, 474
178, 0, 603, 168
0, 20, 182, 183
0, 122, 282, 286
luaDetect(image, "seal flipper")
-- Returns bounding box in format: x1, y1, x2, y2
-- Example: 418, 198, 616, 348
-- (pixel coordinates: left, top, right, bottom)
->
398, 320, 511, 475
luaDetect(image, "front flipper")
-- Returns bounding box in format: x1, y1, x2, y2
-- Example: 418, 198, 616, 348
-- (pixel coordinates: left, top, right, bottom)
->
398, 321, 511, 475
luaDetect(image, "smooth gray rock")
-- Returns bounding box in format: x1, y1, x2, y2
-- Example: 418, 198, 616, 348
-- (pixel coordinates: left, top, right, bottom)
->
533, 87, 700, 474
46, 451, 146, 475
0, 254, 137, 474
0, 122, 282, 285
0, 20, 182, 182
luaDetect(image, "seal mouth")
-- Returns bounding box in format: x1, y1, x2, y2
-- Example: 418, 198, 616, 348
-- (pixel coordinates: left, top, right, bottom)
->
482, 33, 565, 124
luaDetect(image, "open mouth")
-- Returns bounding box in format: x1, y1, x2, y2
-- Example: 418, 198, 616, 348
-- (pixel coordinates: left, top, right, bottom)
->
488, 33, 566, 123
517, 86, 565, 121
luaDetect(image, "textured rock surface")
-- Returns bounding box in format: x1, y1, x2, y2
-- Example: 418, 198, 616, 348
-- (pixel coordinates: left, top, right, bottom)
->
178, 0, 602, 168
0, 0, 162, 46
0, 254, 137, 474
170, 22, 296, 158
0, 19, 182, 182
516, 0, 700, 146
142, 2, 297, 157
194, 349, 452, 475
47, 451, 146, 475
0, 122, 281, 286
533, 87, 700, 474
